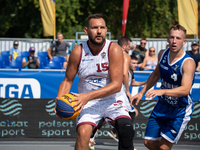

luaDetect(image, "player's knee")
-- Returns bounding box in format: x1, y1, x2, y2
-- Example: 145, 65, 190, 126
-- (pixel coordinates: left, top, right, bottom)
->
77, 126, 91, 138
159, 145, 170, 150
144, 139, 149, 148
77, 128, 87, 137
116, 118, 134, 148
144, 139, 158, 150
118, 124, 134, 148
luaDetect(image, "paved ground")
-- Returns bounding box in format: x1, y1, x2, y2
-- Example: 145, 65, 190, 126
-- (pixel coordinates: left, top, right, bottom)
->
0, 138, 199, 150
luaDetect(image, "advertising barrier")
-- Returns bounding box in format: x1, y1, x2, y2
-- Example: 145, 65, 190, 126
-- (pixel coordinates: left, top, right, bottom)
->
0, 98, 199, 142
0, 70, 200, 141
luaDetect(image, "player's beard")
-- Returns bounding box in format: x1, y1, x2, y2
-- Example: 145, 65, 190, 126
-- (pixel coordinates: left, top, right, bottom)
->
193, 47, 199, 51
88, 34, 105, 46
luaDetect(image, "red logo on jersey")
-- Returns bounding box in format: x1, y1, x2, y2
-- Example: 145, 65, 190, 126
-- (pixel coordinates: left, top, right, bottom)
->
113, 100, 123, 106
101, 52, 106, 59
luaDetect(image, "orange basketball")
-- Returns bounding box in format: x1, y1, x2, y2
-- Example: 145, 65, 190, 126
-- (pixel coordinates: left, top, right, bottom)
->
56, 94, 79, 120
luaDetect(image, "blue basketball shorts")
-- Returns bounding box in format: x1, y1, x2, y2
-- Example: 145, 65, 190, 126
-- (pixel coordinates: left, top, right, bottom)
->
144, 100, 193, 143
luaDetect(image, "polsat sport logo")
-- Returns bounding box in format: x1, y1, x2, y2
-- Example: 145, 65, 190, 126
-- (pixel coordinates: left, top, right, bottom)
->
46, 99, 56, 116
139, 101, 200, 119
0, 99, 22, 116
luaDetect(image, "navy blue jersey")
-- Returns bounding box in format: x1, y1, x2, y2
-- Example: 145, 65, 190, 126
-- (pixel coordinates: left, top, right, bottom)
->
158, 48, 194, 106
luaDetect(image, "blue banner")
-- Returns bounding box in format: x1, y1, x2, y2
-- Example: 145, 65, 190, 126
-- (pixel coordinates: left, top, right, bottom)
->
0, 70, 199, 101
0, 70, 78, 99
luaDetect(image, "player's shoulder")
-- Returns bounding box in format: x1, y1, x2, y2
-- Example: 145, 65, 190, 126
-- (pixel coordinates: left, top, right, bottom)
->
182, 57, 196, 73
123, 52, 131, 60
158, 49, 166, 58
184, 55, 195, 65
71, 44, 82, 55
110, 42, 122, 53
159, 49, 166, 55
69, 45, 82, 62
108, 42, 123, 59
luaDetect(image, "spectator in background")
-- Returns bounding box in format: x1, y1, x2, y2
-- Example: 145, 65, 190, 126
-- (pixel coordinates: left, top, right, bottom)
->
140, 47, 158, 70
63, 39, 81, 69
22, 47, 40, 69
186, 41, 200, 71
129, 55, 146, 87
128, 55, 146, 128
47, 32, 70, 62
9, 40, 21, 62
166, 44, 169, 49
131, 37, 148, 64
68, 39, 81, 56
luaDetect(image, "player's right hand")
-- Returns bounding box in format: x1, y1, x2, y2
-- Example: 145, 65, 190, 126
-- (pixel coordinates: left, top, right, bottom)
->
130, 92, 143, 106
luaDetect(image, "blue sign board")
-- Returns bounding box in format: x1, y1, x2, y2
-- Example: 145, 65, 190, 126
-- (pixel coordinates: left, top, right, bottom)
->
0, 70, 199, 101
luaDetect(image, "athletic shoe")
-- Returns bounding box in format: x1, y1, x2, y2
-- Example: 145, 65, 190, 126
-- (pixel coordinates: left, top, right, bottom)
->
107, 131, 119, 142
89, 139, 95, 150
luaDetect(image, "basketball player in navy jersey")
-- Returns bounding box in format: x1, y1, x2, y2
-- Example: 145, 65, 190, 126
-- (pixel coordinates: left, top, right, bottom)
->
131, 24, 195, 150
55, 14, 134, 150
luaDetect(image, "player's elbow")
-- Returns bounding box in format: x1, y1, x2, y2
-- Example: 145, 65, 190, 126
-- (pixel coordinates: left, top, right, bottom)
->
114, 83, 122, 93
115, 87, 121, 93
184, 89, 191, 96
130, 82, 134, 87
182, 85, 193, 96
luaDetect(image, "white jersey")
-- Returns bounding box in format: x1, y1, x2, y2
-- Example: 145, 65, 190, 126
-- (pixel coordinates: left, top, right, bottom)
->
121, 71, 132, 92
121, 71, 135, 112
78, 39, 123, 103
121, 51, 135, 112
76, 40, 131, 127
128, 71, 132, 85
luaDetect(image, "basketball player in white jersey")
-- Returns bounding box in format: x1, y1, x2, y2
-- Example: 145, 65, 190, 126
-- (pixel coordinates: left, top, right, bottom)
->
131, 24, 195, 150
55, 14, 134, 150
107, 36, 135, 139
108, 37, 145, 150
118, 36, 145, 123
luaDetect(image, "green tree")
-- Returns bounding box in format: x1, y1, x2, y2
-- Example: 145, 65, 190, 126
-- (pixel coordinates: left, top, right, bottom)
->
0, 0, 179, 39
126, 0, 178, 38
0, 0, 42, 38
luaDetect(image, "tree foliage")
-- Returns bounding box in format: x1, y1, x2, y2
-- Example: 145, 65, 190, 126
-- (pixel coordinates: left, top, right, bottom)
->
0, 0, 179, 39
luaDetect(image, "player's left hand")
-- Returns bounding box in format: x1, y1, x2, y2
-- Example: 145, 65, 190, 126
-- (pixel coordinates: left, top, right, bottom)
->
145, 89, 164, 99
131, 92, 143, 106
54, 97, 63, 119
70, 92, 89, 113
126, 91, 132, 100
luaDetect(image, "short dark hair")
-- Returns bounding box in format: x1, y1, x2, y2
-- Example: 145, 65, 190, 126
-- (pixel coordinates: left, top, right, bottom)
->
117, 36, 132, 47
131, 54, 138, 61
169, 24, 187, 38
86, 13, 105, 27
140, 37, 146, 41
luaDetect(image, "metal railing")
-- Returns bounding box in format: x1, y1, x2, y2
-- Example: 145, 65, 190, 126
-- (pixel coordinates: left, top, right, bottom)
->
0, 37, 199, 56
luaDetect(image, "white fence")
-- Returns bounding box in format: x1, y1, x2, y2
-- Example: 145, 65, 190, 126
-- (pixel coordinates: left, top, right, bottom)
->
0, 37, 199, 56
